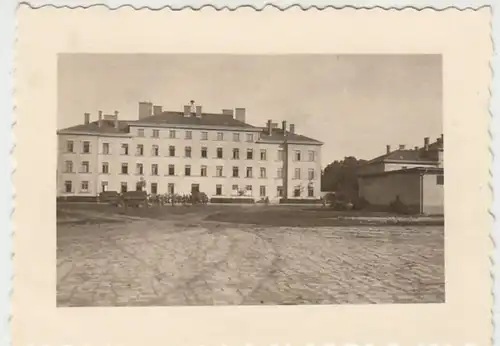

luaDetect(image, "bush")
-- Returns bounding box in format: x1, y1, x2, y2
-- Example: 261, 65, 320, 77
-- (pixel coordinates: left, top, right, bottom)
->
279, 198, 323, 204
352, 196, 370, 210
388, 196, 418, 215
210, 197, 255, 204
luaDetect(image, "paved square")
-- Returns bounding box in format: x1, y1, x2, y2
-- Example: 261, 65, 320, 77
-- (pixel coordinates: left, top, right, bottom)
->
57, 206, 444, 306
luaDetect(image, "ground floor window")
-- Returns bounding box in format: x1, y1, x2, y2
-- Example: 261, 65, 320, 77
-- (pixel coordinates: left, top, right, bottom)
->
151, 183, 158, 194
277, 186, 283, 197
436, 174, 444, 185
245, 185, 253, 196
260, 185, 266, 197
121, 182, 128, 193
294, 186, 301, 197
216, 184, 222, 196
64, 180, 72, 193
101, 181, 108, 192
168, 183, 175, 195
308, 186, 314, 197
81, 181, 89, 193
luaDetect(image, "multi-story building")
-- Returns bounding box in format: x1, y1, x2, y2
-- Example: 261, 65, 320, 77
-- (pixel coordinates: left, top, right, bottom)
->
57, 101, 323, 202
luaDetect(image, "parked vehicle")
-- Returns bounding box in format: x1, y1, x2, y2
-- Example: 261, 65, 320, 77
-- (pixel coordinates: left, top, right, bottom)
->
98, 191, 122, 206
121, 191, 148, 208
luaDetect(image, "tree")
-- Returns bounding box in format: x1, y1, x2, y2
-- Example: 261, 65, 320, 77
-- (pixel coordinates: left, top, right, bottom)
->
321, 156, 367, 200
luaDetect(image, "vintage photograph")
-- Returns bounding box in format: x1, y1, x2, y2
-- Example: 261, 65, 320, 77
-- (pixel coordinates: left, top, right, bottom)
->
56, 54, 444, 307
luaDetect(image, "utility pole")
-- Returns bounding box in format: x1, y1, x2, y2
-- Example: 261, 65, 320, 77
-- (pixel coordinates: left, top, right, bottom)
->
282, 121, 288, 200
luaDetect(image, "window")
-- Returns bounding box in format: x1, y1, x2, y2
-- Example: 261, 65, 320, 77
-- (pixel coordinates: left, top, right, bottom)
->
246, 149, 253, 160
201, 131, 208, 140
152, 129, 160, 138
278, 150, 284, 161
169, 146, 176, 157
437, 175, 444, 185
277, 168, 283, 178
201, 147, 208, 158
277, 186, 284, 197
136, 163, 143, 175
232, 184, 239, 193
151, 183, 158, 194
294, 168, 301, 179
185, 146, 192, 158
216, 184, 222, 196
121, 144, 129, 155
294, 186, 301, 197
232, 166, 239, 178
294, 150, 301, 161
246, 133, 253, 142
137, 129, 145, 137
216, 166, 223, 177
121, 163, 128, 174
233, 148, 240, 160
102, 143, 110, 155
308, 185, 314, 197
246, 185, 253, 196
66, 140, 74, 153
246, 167, 253, 178
81, 181, 89, 193
82, 141, 90, 154
64, 160, 73, 173
260, 149, 267, 161
217, 132, 224, 141
260, 185, 266, 197
185, 165, 191, 176
136, 144, 144, 156
64, 180, 72, 193
233, 133, 240, 142
216, 148, 223, 159
101, 181, 108, 193
152, 145, 159, 156
201, 165, 207, 177
169, 130, 176, 139
151, 164, 158, 176
185, 131, 192, 139
260, 167, 266, 178
120, 182, 128, 193
308, 150, 315, 162
168, 165, 175, 176
81, 161, 90, 173
102, 162, 109, 174
308, 169, 315, 180
168, 183, 175, 195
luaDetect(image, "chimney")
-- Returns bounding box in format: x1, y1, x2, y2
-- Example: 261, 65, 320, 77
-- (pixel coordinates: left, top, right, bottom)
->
98, 110, 103, 127
222, 109, 234, 116
424, 137, 430, 151
386, 145, 391, 154
235, 108, 246, 123
190, 100, 196, 115
84, 112, 90, 125
196, 105, 202, 117
414, 146, 419, 151
183, 105, 191, 117
114, 111, 119, 129
267, 120, 272, 135
138, 102, 153, 120
289, 124, 295, 134
399, 144, 406, 150
153, 105, 162, 116
282, 120, 287, 133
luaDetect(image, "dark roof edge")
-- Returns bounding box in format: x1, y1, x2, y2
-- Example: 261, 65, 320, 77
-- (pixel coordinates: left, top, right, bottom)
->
358, 167, 443, 178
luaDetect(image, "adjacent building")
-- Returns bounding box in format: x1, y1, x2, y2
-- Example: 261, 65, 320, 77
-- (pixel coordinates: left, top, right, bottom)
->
57, 101, 323, 202
357, 135, 444, 215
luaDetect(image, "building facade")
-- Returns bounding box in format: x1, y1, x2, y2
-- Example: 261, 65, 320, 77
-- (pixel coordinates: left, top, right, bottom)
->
357, 135, 444, 215
57, 102, 323, 202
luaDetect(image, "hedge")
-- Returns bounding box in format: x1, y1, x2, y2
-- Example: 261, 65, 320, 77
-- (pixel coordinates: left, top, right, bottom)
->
57, 196, 98, 203
210, 197, 255, 204
279, 198, 323, 204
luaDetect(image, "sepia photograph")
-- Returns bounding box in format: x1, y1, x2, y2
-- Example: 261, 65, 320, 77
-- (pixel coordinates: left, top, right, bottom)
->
56, 53, 444, 307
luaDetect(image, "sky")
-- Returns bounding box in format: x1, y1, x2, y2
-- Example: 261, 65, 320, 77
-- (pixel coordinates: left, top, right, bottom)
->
58, 54, 442, 166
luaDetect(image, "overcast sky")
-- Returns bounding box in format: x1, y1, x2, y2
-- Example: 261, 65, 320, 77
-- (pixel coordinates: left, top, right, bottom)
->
58, 54, 442, 166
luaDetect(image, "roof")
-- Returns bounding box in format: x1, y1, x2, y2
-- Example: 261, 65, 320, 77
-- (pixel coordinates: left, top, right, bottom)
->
366, 138, 443, 165
57, 120, 130, 135
132, 111, 257, 129
257, 127, 323, 145
358, 166, 444, 178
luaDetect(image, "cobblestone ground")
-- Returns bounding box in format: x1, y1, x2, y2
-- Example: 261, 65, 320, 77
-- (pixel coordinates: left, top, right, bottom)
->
57, 212, 444, 306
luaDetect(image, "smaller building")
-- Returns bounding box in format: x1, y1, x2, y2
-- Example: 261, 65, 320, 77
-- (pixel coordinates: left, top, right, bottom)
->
357, 135, 444, 215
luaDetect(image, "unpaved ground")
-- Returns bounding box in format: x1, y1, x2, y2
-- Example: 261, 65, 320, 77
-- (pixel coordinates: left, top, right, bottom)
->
57, 206, 444, 306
